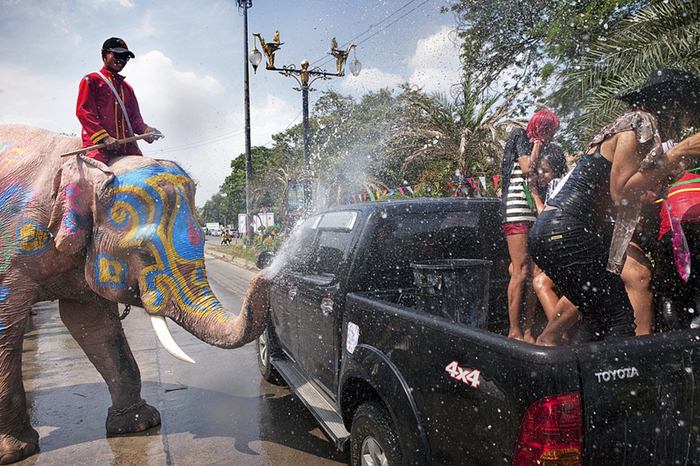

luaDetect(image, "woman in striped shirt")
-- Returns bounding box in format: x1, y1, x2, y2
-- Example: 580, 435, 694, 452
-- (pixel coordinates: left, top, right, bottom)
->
499, 109, 563, 342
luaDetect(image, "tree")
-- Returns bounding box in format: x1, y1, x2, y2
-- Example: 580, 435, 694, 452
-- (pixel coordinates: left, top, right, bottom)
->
444, 0, 649, 138
556, 0, 700, 140
391, 80, 520, 194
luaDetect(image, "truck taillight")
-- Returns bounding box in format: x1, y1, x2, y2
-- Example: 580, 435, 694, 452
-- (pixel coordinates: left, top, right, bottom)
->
513, 392, 582, 466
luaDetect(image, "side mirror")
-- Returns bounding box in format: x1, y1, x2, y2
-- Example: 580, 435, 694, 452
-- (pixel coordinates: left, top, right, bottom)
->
256, 251, 274, 269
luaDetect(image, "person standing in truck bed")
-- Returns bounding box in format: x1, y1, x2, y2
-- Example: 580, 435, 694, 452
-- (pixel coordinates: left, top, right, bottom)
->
499, 109, 564, 342
529, 69, 700, 343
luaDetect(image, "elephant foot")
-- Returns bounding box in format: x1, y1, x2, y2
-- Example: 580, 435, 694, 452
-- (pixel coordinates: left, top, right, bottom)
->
0, 428, 40, 465
106, 399, 161, 436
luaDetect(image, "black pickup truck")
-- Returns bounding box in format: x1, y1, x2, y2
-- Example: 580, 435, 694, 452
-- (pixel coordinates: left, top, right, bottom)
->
255, 197, 700, 465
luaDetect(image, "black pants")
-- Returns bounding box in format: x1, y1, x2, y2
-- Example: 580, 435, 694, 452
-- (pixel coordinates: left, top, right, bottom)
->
528, 209, 636, 339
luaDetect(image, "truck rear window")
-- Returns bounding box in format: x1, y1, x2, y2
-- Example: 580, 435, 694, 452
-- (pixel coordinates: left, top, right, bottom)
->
359, 209, 507, 292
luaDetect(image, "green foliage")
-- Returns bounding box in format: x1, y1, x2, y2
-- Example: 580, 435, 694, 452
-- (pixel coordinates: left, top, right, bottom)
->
204, 84, 522, 218
392, 79, 520, 179
445, 0, 650, 142
556, 0, 700, 141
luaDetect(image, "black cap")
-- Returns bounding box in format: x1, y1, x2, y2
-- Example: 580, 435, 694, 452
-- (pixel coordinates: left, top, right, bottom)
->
617, 69, 700, 107
102, 37, 135, 58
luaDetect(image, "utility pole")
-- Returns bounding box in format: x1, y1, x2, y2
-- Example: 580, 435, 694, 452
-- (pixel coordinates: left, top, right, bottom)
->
250, 33, 361, 210
239, 0, 254, 244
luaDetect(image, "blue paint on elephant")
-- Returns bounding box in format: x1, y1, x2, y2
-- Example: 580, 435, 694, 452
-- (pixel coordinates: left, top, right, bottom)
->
106, 165, 218, 313
0, 183, 31, 216
0, 183, 33, 274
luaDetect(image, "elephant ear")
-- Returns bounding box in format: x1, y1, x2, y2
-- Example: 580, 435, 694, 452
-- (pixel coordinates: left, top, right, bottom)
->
48, 157, 98, 255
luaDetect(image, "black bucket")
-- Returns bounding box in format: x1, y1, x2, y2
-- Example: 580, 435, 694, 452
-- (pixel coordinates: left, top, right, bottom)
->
411, 259, 492, 328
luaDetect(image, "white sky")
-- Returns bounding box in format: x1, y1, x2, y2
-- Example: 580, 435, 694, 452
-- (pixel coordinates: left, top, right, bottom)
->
0, 0, 461, 206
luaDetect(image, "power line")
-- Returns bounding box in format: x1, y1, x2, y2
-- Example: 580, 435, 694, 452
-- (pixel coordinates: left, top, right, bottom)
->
311, 0, 434, 70
309, 0, 418, 66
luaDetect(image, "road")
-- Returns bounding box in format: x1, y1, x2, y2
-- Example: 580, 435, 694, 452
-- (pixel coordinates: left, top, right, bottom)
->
18, 252, 346, 465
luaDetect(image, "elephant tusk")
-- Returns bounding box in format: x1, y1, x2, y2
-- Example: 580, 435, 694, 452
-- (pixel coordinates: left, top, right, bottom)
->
149, 315, 196, 364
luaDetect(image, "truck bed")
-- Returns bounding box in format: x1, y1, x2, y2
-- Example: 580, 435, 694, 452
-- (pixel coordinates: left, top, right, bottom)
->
344, 290, 700, 465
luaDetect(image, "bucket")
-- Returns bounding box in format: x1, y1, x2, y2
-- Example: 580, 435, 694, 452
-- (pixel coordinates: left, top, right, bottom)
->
411, 259, 492, 328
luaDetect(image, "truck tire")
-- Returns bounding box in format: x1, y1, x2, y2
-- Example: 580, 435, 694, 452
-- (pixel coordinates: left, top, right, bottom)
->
350, 402, 402, 466
256, 326, 285, 386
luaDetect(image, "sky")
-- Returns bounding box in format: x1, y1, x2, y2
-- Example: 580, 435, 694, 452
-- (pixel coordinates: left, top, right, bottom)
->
0, 0, 462, 206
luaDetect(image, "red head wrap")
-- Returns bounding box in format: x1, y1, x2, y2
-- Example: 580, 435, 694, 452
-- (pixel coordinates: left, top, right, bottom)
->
526, 109, 560, 144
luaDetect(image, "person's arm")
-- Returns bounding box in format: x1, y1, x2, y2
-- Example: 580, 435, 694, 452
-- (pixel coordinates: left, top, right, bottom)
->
666, 130, 700, 166
611, 130, 700, 202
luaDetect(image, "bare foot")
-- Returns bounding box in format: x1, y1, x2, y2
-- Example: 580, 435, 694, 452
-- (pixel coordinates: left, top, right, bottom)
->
535, 335, 558, 346
522, 330, 536, 344
508, 328, 524, 341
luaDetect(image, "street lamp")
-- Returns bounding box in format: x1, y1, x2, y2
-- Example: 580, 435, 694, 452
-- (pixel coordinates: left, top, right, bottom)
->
237, 0, 255, 244
250, 32, 361, 208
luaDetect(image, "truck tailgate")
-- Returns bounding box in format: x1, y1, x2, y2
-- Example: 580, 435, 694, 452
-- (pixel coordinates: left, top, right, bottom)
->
574, 330, 700, 465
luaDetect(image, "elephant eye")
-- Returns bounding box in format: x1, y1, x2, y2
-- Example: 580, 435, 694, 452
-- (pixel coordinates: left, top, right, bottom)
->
137, 248, 156, 266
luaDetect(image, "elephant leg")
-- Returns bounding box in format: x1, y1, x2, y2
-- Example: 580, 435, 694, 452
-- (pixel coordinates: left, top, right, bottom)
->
0, 298, 39, 464
58, 297, 161, 435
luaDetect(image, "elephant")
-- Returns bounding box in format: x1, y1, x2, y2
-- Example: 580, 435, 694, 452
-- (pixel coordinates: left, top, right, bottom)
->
0, 125, 271, 464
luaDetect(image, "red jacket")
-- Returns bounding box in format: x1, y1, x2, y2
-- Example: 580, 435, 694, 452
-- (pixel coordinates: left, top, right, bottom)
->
76, 67, 148, 163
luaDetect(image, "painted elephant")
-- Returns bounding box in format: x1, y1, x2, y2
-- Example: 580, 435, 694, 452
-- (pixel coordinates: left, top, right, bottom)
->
0, 125, 270, 464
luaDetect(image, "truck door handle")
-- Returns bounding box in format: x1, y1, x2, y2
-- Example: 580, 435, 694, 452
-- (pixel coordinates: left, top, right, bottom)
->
288, 286, 298, 300
320, 297, 333, 317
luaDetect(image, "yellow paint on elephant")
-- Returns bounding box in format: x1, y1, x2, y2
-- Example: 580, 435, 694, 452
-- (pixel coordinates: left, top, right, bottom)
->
97, 256, 126, 288
17, 222, 50, 255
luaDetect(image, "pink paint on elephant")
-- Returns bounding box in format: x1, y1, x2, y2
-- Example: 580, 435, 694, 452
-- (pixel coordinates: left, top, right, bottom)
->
0, 125, 271, 464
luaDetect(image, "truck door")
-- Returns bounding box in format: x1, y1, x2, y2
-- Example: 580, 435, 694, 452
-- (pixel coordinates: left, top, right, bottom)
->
295, 211, 358, 395
268, 215, 320, 360
573, 331, 700, 465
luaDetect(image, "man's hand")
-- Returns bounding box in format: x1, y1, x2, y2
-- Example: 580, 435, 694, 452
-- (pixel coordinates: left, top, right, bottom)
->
144, 127, 163, 144
102, 136, 119, 150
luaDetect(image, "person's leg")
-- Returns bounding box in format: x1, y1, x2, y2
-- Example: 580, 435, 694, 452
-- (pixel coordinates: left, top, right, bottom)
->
621, 243, 654, 335
533, 270, 559, 321
506, 232, 531, 340
535, 297, 580, 346
522, 277, 538, 344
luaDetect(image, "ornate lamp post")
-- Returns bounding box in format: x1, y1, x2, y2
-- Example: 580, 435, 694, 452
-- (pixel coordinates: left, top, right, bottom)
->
249, 32, 361, 208
237, 0, 255, 244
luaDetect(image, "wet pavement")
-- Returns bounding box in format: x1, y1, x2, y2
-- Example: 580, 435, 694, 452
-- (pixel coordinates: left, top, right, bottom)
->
18, 250, 346, 465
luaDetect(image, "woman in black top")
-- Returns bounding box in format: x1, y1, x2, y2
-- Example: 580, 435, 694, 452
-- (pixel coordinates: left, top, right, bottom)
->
529, 69, 700, 344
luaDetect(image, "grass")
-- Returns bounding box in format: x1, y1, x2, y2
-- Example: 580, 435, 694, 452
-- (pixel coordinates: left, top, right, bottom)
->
208, 240, 258, 263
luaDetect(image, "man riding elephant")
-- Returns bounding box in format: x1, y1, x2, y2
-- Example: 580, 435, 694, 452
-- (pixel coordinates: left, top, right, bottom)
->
76, 37, 161, 163
0, 125, 271, 464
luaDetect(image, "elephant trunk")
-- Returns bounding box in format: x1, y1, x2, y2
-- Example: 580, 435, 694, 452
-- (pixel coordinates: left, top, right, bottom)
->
149, 273, 271, 362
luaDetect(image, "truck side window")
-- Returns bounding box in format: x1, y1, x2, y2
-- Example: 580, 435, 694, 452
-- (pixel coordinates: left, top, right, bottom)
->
304, 211, 357, 277
285, 215, 321, 274
309, 230, 353, 277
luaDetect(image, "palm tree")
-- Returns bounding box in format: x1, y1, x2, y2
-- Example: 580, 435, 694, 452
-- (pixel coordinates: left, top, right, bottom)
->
393, 79, 520, 179
558, 0, 700, 140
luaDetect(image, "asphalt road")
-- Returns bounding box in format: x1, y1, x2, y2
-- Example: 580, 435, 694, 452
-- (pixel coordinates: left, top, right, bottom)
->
18, 253, 346, 465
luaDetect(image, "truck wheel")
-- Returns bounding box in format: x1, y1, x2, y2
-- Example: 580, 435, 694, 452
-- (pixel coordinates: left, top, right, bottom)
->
256, 327, 285, 386
350, 402, 402, 466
